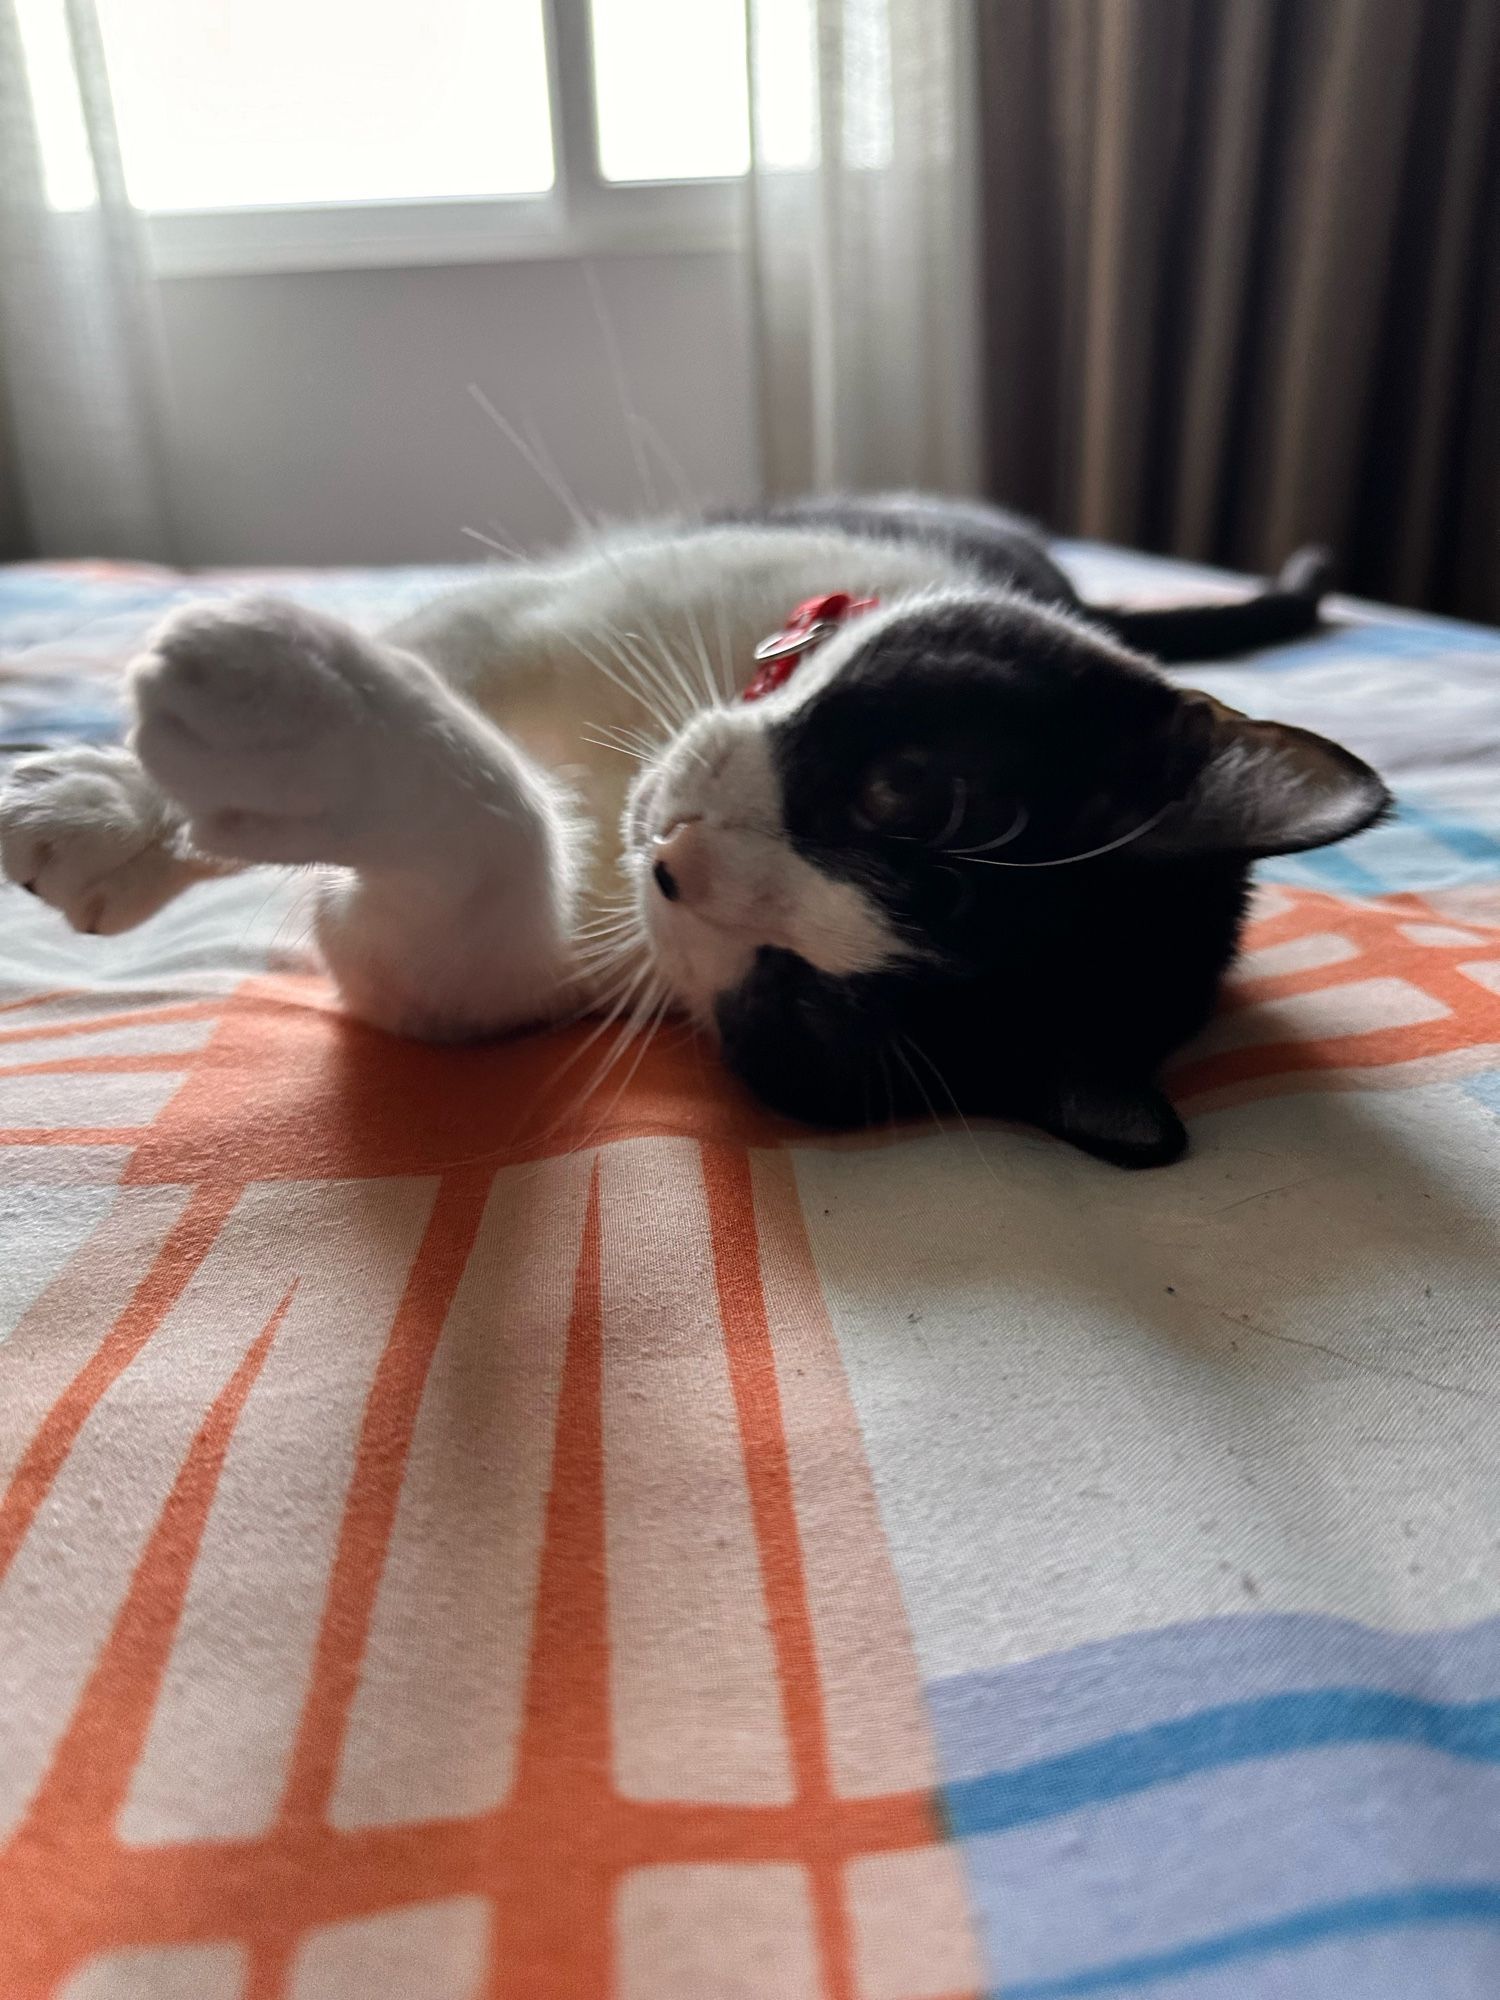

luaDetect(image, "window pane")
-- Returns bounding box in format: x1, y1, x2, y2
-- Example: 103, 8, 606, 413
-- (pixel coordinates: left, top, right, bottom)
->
93, 0, 554, 211
590, 0, 749, 182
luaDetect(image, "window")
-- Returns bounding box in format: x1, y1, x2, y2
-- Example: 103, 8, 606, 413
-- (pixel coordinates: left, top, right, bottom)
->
590, 0, 750, 184
590, 0, 814, 185
96, 0, 557, 210
16, 0, 814, 274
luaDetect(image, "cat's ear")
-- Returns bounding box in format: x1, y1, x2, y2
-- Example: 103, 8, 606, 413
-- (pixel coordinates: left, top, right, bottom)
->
1044, 1077, 1187, 1169
1143, 694, 1390, 859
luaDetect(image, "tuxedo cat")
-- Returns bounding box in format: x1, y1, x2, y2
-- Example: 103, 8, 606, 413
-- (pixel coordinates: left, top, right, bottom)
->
0, 494, 1387, 1165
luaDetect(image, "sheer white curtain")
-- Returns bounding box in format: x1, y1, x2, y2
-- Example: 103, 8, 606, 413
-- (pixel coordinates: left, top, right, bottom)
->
0, 0, 177, 557
744, 0, 980, 499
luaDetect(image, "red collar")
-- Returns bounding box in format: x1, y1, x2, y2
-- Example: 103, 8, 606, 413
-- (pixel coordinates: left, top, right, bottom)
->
743, 591, 880, 701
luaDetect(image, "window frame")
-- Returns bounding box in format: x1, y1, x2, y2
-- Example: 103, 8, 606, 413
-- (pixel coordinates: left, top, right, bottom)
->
138, 0, 747, 278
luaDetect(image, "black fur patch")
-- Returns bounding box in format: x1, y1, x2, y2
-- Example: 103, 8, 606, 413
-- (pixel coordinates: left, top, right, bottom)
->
717, 494, 1330, 662
699, 496, 1380, 1166
713, 596, 1247, 1167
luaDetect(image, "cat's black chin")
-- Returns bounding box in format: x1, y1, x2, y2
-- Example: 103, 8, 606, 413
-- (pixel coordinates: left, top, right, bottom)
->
714, 946, 1199, 1167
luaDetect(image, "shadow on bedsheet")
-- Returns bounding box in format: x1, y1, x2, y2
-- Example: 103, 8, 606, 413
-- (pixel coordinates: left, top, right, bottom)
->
113, 957, 1497, 1391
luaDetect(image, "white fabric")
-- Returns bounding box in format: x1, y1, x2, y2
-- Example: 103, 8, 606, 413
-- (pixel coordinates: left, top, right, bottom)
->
0, 0, 176, 557
744, 0, 980, 497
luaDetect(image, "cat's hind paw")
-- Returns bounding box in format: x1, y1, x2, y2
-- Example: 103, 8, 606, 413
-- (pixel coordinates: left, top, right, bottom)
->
129, 597, 401, 864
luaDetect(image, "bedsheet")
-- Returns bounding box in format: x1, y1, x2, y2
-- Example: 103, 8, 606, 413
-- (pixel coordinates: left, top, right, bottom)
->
1, 548, 1497, 2000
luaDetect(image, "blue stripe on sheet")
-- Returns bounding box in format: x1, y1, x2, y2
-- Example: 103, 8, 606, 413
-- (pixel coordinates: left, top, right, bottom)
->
956, 1742, 1500, 1995
1393, 799, 1500, 870
1225, 621, 1500, 670
997, 1884, 1500, 1999
1264, 798, 1500, 897
933, 1618, 1500, 1999
1265, 843, 1393, 896
929, 1614, 1500, 1783
943, 1688, 1500, 1839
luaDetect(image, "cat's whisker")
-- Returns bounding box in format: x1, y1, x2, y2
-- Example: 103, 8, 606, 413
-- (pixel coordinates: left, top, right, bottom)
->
585, 607, 702, 733
459, 524, 521, 561
569, 630, 686, 736
519, 971, 665, 1153
932, 777, 970, 848
661, 570, 720, 711
890, 1039, 1013, 1199
504, 393, 704, 726
566, 921, 647, 971
554, 960, 656, 1071
667, 617, 716, 713
469, 366, 710, 728
487, 520, 529, 557
888, 1040, 956, 1152
948, 802, 1029, 855
237, 878, 322, 974
628, 411, 697, 515
591, 622, 690, 726
468, 387, 704, 740
467, 383, 598, 543
606, 620, 699, 725
587, 720, 662, 758
576, 296, 719, 710
603, 606, 706, 728
628, 413, 733, 701
712, 580, 736, 701
898, 1034, 1018, 1199
575, 983, 675, 1141
568, 936, 643, 978
572, 899, 639, 931
609, 666, 711, 770
582, 259, 663, 520
579, 657, 679, 738
519, 413, 591, 532
233, 870, 303, 955
559, 962, 656, 1042
943, 803, 1170, 870
567, 937, 640, 975
570, 944, 638, 974
551, 974, 666, 1136
582, 733, 649, 763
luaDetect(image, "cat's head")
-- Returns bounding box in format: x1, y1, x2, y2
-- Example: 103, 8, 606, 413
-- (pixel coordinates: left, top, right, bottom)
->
624, 589, 1388, 1165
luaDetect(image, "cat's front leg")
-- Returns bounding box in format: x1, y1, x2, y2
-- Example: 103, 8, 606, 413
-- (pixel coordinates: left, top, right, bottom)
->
129, 597, 583, 1038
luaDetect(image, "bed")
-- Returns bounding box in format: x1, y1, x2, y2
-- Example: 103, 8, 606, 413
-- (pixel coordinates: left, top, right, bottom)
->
1, 547, 1497, 2000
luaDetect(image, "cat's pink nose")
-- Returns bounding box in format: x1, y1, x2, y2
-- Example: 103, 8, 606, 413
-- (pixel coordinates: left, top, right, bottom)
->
651, 816, 712, 906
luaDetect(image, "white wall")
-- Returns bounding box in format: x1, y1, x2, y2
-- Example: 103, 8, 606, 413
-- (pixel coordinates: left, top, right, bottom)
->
154, 250, 760, 568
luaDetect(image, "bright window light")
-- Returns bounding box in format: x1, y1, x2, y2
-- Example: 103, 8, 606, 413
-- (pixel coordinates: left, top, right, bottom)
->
91, 0, 555, 211
590, 0, 751, 182
14, 0, 99, 209
590, 0, 817, 182
747, 0, 819, 171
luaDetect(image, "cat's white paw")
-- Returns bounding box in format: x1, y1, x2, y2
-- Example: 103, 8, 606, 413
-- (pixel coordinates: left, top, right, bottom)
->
129, 597, 421, 864
0, 746, 188, 934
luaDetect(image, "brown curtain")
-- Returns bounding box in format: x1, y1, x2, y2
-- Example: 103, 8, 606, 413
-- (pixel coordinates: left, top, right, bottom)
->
979, 0, 1500, 623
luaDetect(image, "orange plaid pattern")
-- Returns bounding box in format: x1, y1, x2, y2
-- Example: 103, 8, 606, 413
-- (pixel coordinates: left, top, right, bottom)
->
0, 883, 1496, 1997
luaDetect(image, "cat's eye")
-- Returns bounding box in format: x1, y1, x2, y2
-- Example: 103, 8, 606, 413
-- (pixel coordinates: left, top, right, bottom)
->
853, 750, 942, 833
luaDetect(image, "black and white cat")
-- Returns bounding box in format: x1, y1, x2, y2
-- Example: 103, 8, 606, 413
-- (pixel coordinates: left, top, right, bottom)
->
0, 495, 1388, 1166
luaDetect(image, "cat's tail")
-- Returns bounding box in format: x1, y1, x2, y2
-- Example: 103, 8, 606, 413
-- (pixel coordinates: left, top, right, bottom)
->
1085, 547, 1333, 663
